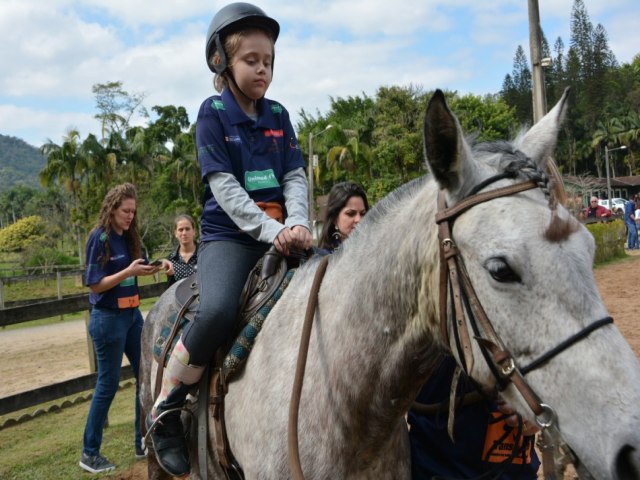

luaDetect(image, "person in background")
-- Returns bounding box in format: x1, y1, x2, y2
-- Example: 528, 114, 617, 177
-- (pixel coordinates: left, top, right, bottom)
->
318, 181, 369, 252
146, 4, 312, 477
624, 196, 638, 249
80, 183, 161, 474
161, 214, 199, 286
586, 196, 611, 219
408, 356, 540, 479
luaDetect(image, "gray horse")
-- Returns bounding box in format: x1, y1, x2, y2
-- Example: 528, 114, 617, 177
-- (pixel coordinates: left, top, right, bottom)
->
140, 89, 640, 479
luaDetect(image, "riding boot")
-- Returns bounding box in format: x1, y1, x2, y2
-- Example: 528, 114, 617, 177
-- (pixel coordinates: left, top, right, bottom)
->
148, 338, 204, 478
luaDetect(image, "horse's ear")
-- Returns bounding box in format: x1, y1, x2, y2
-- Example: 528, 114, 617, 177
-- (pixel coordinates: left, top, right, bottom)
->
423, 90, 469, 193
517, 87, 570, 169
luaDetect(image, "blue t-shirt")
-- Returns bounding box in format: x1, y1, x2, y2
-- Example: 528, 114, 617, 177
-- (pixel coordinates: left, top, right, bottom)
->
85, 227, 140, 309
195, 89, 304, 244
408, 357, 539, 480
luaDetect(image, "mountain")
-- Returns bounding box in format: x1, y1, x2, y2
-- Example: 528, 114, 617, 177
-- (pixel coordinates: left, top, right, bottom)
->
0, 134, 45, 194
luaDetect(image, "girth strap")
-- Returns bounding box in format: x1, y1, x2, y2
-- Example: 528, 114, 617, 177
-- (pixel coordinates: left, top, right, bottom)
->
210, 368, 244, 480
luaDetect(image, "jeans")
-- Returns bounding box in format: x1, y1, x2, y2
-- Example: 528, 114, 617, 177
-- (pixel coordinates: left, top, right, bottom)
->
182, 240, 269, 366
627, 221, 638, 249
82, 306, 143, 456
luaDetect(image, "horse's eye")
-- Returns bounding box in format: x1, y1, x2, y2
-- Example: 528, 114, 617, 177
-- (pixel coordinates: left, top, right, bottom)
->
485, 258, 521, 283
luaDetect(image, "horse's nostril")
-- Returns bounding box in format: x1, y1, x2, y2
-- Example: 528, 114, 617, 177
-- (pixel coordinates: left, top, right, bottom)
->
615, 445, 640, 480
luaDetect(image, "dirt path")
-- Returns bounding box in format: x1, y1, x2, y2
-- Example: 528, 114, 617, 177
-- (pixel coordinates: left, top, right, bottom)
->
1, 256, 639, 478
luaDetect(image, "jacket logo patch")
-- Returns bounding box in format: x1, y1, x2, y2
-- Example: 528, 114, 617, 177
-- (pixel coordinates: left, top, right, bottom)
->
264, 129, 284, 138
244, 169, 280, 191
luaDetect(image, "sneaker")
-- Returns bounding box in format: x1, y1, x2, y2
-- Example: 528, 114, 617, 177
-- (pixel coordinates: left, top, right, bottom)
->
135, 445, 148, 459
79, 452, 115, 474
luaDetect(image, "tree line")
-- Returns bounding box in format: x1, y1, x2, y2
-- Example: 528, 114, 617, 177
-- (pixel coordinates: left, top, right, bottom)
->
0, 0, 638, 266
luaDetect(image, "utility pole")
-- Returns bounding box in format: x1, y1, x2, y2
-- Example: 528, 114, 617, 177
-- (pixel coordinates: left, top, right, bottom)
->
528, 0, 547, 124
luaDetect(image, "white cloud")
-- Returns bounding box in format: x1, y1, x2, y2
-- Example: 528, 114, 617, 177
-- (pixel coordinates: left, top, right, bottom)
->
0, 0, 637, 148
0, 104, 99, 147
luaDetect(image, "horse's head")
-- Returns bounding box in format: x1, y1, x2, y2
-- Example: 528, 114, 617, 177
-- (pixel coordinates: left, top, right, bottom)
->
424, 89, 640, 479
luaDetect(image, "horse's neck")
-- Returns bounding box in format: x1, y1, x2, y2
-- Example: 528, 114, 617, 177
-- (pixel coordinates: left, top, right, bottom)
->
316, 181, 443, 446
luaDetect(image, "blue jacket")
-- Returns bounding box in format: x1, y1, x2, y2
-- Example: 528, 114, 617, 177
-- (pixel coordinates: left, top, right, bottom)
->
408, 357, 539, 480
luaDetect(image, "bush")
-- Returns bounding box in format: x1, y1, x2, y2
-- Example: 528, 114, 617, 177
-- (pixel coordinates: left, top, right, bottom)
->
584, 219, 626, 264
24, 247, 80, 269
0, 215, 47, 252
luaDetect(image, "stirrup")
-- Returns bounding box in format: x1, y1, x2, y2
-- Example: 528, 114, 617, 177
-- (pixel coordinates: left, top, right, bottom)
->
144, 407, 193, 449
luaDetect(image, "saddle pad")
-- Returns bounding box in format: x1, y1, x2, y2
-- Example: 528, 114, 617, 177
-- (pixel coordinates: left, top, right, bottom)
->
153, 268, 297, 370
153, 309, 189, 363
222, 268, 296, 379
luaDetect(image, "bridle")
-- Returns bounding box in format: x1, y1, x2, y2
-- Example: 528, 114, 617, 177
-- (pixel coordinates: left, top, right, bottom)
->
436, 173, 613, 478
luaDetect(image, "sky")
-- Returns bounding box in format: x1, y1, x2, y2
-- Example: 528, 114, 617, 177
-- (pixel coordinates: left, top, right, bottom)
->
0, 0, 638, 149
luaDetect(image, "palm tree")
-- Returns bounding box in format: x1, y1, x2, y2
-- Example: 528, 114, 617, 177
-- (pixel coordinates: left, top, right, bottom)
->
592, 117, 625, 175
325, 128, 374, 183
39, 129, 88, 209
170, 131, 199, 204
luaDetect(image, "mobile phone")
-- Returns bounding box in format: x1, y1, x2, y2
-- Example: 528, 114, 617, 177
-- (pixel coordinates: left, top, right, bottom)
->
149, 259, 163, 267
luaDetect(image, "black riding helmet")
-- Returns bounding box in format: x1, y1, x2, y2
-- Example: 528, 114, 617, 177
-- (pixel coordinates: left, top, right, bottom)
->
205, 2, 280, 74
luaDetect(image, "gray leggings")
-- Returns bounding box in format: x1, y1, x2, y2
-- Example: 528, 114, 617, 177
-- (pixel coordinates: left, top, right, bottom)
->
181, 240, 269, 366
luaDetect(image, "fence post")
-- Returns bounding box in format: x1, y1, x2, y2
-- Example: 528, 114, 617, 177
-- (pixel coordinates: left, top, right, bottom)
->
84, 309, 97, 373
57, 271, 64, 321
0, 277, 4, 310
56, 271, 63, 299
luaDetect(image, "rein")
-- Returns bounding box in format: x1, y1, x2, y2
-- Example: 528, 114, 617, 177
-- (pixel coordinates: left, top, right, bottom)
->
288, 254, 330, 480
436, 176, 613, 478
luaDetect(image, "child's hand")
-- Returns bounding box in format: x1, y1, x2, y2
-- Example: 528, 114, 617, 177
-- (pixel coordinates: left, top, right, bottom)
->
273, 226, 312, 256
290, 225, 312, 250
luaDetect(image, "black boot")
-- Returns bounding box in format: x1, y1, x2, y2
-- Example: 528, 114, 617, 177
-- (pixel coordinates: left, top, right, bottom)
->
147, 383, 191, 477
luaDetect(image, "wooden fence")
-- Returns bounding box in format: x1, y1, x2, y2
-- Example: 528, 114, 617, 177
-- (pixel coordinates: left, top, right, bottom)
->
0, 282, 166, 417
0, 268, 86, 309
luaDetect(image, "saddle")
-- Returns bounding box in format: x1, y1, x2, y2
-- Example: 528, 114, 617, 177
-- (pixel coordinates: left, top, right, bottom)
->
152, 246, 306, 479
152, 246, 288, 368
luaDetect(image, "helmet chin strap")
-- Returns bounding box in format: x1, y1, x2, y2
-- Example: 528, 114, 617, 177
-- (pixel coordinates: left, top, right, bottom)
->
225, 68, 260, 111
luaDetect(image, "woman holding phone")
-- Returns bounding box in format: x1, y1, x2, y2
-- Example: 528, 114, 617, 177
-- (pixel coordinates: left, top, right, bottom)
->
79, 183, 161, 474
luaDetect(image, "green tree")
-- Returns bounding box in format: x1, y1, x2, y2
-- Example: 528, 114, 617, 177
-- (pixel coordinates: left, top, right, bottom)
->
448, 94, 516, 142
0, 215, 47, 252
501, 45, 532, 125
371, 84, 428, 191
92, 81, 147, 142
39, 129, 88, 220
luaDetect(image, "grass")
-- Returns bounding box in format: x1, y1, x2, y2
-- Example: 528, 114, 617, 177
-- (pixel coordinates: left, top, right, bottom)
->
0, 384, 142, 480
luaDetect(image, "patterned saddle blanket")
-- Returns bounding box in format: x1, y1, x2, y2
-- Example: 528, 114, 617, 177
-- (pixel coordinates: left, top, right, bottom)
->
153, 247, 298, 380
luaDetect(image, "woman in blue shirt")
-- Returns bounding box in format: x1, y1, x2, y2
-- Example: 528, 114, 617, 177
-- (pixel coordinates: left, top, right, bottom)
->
79, 183, 161, 474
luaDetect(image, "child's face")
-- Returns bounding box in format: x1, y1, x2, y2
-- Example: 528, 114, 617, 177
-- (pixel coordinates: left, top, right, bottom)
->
229, 31, 273, 101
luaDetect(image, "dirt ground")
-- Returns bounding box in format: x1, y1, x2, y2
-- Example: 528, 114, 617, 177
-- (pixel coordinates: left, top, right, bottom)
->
1, 254, 639, 478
